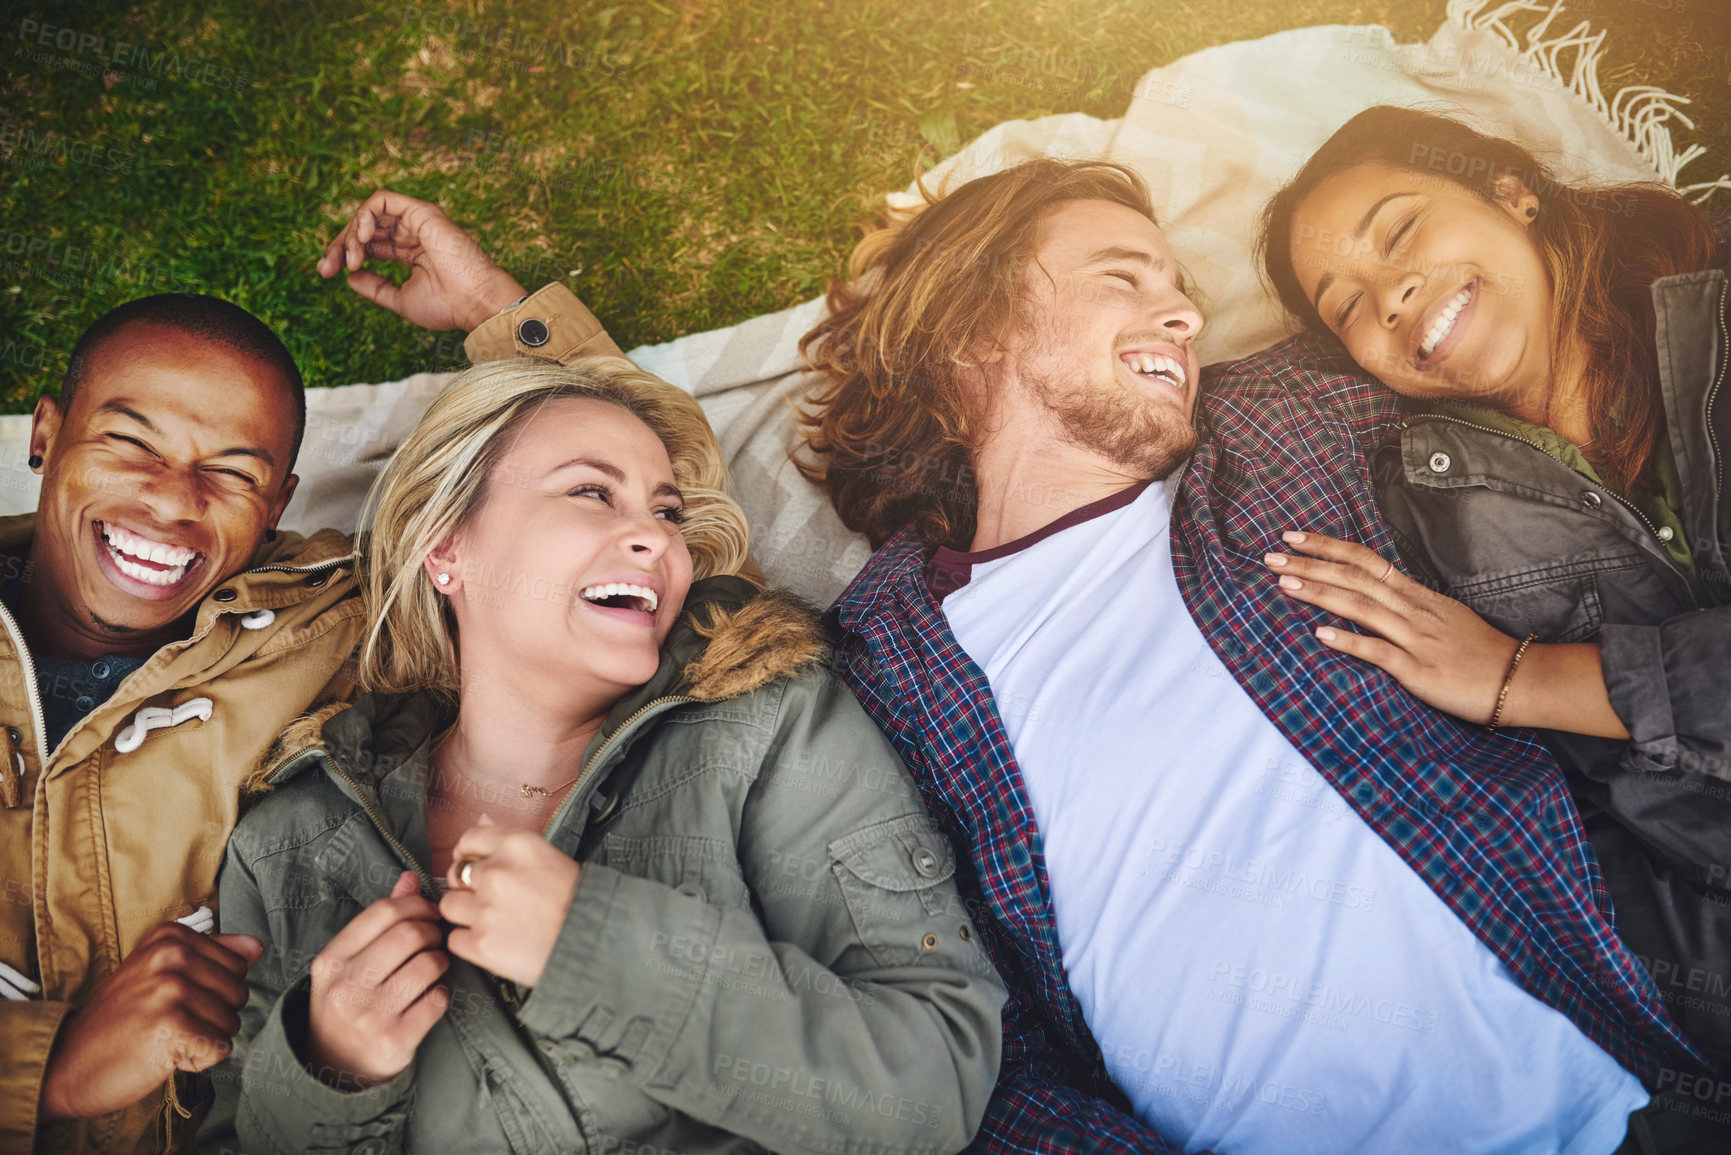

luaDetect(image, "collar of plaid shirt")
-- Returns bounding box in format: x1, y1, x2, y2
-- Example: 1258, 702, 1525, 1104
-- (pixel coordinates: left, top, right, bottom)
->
827, 332, 1706, 1110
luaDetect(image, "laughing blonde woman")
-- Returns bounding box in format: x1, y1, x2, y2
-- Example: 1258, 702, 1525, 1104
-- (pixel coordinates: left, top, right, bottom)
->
198, 356, 1003, 1154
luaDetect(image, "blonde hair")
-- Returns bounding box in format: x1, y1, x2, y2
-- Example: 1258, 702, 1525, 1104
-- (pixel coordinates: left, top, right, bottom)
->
356, 356, 751, 696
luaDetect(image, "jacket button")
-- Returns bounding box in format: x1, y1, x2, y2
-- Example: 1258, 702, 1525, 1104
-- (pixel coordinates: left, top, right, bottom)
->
517, 317, 551, 348
676, 881, 706, 904
1427, 452, 1451, 474
912, 847, 939, 877
1658, 526, 1675, 543
5, 728, 18, 745
1581, 491, 1603, 509
213, 588, 237, 602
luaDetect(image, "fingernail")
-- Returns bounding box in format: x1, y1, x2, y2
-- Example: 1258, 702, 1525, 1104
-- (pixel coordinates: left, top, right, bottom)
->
1282, 531, 1307, 543
1317, 627, 1337, 642
1279, 575, 1302, 590
1264, 552, 1287, 568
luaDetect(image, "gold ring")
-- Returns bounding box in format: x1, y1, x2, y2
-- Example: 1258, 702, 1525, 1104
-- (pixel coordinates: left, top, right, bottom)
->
454, 858, 477, 888
1376, 559, 1395, 584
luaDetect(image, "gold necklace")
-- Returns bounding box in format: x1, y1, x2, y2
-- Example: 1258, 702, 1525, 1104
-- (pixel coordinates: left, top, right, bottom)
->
431, 733, 580, 800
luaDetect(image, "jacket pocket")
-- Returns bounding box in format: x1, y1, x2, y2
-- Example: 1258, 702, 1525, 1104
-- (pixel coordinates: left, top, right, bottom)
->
829, 813, 961, 968
598, 834, 751, 910
1450, 568, 1608, 643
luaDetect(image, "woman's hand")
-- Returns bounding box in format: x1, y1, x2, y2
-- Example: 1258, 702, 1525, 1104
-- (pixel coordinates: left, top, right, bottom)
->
317, 189, 528, 332
1265, 530, 1521, 724
1265, 531, 1630, 738
440, 817, 581, 989
305, 871, 450, 1091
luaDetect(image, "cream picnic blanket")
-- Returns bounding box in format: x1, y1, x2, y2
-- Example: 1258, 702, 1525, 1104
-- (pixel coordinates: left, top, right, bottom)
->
4, 0, 1723, 606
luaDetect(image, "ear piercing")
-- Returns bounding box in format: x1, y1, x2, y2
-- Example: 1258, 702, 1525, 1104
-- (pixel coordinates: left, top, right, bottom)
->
264, 528, 277, 542
1526, 205, 1538, 218
436, 573, 452, 586
27, 454, 42, 469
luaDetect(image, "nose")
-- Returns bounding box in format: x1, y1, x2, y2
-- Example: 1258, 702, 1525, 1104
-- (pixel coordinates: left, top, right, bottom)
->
620, 507, 674, 557
1153, 286, 1205, 341
131, 464, 205, 525
1377, 272, 1425, 329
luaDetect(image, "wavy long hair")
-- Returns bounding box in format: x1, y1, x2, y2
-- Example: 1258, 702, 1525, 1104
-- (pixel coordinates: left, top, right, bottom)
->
356, 357, 751, 697
1258, 105, 1717, 495
796, 158, 1158, 549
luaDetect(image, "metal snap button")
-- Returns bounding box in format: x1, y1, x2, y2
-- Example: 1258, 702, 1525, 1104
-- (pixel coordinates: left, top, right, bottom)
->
1428, 452, 1451, 474
912, 847, 939, 877
676, 882, 706, 904
1658, 526, 1675, 543
6, 728, 19, 745
920, 932, 939, 951
517, 317, 551, 348
213, 588, 237, 602
91, 661, 110, 680
1581, 491, 1602, 509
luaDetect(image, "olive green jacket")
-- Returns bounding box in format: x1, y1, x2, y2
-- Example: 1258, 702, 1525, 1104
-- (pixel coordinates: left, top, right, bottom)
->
198, 578, 1005, 1154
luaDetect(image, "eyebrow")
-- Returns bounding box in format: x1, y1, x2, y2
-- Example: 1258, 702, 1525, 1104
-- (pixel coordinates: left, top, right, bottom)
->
551, 456, 684, 500
1084, 245, 1165, 270
1308, 191, 1418, 314
96, 401, 277, 468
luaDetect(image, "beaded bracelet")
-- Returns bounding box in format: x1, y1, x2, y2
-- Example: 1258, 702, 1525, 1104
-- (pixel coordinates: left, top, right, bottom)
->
1486, 633, 1539, 734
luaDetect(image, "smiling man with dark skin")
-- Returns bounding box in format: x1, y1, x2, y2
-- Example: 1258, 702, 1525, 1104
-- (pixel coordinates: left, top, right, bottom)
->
0, 294, 364, 1154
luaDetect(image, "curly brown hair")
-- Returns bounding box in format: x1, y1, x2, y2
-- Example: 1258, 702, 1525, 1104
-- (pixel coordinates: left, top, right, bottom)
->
795, 159, 1157, 549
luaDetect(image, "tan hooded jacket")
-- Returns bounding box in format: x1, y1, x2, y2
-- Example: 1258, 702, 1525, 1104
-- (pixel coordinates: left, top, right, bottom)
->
0, 513, 363, 1154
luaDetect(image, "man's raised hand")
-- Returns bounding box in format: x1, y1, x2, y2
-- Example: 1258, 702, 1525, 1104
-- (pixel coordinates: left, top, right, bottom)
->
38, 923, 264, 1121
317, 189, 528, 333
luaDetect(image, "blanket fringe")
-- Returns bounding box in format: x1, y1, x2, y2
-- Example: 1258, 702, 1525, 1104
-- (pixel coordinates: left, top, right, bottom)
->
1446, 0, 1730, 202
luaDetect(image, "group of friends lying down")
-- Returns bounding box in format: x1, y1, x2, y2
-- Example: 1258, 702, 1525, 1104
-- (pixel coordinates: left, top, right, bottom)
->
1, 103, 1728, 1155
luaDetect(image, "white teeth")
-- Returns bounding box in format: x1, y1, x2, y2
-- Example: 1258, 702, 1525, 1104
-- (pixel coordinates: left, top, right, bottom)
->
1419, 285, 1473, 359
1122, 352, 1187, 390
580, 582, 659, 613
100, 522, 196, 586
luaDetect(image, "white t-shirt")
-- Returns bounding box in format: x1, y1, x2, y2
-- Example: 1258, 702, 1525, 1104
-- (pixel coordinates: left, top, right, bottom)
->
935, 480, 1648, 1155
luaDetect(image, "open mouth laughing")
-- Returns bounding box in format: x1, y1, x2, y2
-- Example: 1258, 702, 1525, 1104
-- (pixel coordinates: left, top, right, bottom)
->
93, 520, 206, 595
1415, 278, 1478, 365
1120, 348, 1188, 395
578, 581, 660, 624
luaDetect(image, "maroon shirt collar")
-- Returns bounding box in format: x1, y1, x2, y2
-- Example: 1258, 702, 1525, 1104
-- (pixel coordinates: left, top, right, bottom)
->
924, 479, 1154, 600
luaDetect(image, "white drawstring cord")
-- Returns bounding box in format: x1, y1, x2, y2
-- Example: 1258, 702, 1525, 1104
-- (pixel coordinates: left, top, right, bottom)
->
0, 907, 214, 1001
114, 698, 213, 754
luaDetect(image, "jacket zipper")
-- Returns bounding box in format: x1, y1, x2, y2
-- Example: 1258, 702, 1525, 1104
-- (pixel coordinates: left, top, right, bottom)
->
314, 751, 442, 897
0, 598, 48, 769
244, 553, 355, 578
541, 695, 697, 839
1411, 412, 1674, 545
1708, 279, 1728, 509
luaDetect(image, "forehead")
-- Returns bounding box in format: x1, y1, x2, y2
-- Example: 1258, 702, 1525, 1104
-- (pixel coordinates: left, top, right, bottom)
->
498, 395, 673, 473
1032, 198, 1169, 265
72, 324, 298, 455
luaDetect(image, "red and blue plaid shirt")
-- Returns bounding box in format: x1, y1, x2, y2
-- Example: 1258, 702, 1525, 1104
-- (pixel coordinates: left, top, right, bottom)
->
826, 332, 1707, 1153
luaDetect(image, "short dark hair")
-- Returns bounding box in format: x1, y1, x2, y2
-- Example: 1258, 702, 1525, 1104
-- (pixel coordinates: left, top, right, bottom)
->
60, 294, 307, 470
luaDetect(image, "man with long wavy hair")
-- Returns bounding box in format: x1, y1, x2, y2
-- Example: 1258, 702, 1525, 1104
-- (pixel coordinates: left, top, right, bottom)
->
793, 158, 1714, 1153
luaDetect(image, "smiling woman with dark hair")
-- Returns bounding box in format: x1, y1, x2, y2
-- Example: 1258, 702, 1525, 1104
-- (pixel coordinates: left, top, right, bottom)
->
1258, 106, 1731, 1064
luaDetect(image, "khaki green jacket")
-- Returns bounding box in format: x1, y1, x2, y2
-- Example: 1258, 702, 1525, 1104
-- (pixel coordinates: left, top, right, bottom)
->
0, 514, 363, 1154
200, 578, 1005, 1154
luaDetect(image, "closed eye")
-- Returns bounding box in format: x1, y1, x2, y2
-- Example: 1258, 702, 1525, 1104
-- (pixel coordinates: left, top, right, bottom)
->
1334, 292, 1363, 329
107, 433, 154, 453
1384, 213, 1416, 255
206, 467, 259, 484
1106, 270, 1138, 287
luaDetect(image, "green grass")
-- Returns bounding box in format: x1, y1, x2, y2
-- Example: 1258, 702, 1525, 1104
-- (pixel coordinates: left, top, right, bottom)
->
2, 0, 1726, 411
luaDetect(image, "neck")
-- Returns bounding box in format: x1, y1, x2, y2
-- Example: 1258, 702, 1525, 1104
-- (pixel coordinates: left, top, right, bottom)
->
437, 654, 615, 801
968, 424, 1146, 552
13, 548, 188, 660
1505, 335, 1595, 450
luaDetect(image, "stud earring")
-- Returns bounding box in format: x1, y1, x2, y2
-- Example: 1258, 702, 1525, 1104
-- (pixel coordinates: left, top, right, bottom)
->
436, 573, 452, 586
263, 528, 277, 542
27, 454, 42, 469
1526, 205, 1538, 219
